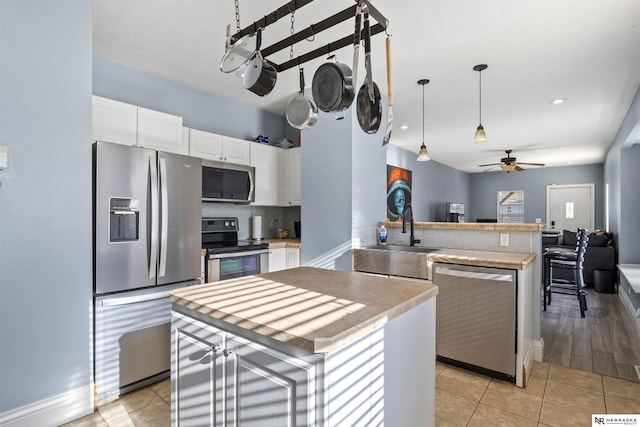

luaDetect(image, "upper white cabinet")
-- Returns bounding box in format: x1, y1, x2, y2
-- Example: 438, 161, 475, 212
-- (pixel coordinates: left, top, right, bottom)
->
137, 107, 185, 154
221, 136, 251, 165
92, 96, 186, 155
251, 143, 279, 206
189, 128, 223, 160
92, 95, 138, 146
287, 147, 301, 206
277, 147, 301, 206
189, 129, 251, 166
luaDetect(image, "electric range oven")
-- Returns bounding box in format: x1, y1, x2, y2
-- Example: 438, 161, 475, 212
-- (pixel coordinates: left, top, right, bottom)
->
202, 217, 269, 283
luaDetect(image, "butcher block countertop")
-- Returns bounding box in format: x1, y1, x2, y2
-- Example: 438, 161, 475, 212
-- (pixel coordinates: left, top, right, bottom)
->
381, 221, 544, 232
170, 266, 437, 354
262, 238, 301, 249
429, 249, 536, 270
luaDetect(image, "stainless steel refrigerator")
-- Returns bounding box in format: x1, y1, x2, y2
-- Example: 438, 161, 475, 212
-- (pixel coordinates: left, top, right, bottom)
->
93, 141, 201, 404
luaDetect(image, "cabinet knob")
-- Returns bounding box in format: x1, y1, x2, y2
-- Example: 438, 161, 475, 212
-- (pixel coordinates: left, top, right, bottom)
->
213, 344, 221, 353
223, 348, 233, 357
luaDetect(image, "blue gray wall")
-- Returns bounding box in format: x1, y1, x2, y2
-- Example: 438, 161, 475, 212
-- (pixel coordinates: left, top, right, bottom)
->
0, 0, 93, 417
386, 145, 470, 222
605, 87, 640, 313
469, 164, 605, 228
93, 56, 289, 143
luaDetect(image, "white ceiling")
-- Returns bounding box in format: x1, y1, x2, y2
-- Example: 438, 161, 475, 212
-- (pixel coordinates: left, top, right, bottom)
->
93, 0, 640, 173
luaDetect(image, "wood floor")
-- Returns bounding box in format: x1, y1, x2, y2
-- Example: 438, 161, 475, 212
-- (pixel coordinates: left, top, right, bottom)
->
541, 288, 640, 383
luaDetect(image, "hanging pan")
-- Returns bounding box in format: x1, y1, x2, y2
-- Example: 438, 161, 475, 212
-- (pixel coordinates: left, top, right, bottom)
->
356, 7, 382, 134
242, 29, 278, 96
286, 68, 318, 129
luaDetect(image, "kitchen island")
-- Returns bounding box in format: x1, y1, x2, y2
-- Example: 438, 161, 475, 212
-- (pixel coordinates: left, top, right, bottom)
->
170, 266, 438, 426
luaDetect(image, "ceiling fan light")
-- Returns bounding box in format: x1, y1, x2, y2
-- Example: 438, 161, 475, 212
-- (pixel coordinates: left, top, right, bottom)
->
501, 163, 516, 172
417, 143, 431, 161
473, 124, 487, 144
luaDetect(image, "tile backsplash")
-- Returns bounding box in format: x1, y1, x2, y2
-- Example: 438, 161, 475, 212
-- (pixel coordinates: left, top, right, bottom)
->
202, 204, 300, 240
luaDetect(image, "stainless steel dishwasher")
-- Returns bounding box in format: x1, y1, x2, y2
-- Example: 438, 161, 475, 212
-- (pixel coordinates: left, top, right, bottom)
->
434, 263, 517, 381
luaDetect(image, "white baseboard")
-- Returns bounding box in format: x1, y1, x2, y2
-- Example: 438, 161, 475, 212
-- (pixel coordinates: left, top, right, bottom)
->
533, 338, 544, 362
0, 384, 93, 427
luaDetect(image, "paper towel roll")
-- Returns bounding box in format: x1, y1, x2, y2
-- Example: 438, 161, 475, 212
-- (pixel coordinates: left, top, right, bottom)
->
252, 216, 263, 240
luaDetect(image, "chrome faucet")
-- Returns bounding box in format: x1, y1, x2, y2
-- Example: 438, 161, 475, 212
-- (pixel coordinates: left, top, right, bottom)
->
402, 204, 421, 246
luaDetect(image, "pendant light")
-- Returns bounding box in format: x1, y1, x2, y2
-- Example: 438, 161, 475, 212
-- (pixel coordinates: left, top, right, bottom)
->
473, 64, 488, 144
416, 79, 431, 161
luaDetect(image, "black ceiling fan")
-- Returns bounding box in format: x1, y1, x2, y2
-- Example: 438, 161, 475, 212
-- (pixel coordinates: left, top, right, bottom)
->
478, 150, 545, 172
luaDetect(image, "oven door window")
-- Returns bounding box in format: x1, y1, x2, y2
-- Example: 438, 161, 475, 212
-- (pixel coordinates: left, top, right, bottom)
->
219, 254, 261, 280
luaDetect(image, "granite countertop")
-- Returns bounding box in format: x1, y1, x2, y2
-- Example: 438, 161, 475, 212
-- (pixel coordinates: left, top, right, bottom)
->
381, 221, 544, 232
170, 266, 437, 354
429, 249, 536, 270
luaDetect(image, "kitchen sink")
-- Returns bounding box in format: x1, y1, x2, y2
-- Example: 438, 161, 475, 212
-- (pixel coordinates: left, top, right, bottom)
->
352, 245, 440, 280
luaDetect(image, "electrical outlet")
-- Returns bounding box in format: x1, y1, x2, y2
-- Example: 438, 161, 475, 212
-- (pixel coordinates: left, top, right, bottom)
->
535, 218, 542, 224
500, 234, 510, 246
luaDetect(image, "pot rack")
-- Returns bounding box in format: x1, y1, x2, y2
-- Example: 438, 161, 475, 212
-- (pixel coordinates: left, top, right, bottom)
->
229, 0, 389, 73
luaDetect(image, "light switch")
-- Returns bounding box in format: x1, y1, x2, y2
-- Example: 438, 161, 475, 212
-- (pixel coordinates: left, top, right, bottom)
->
0, 145, 7, 169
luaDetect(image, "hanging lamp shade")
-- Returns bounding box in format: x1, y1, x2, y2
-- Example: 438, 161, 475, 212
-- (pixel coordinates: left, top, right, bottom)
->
417, 143, 430, 161
473, 64, 488, 144
416, 79, 431, 162
473, 124, 487, 144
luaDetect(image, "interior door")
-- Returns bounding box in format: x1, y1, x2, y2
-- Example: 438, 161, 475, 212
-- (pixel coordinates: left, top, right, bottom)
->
546, 184, 594, 231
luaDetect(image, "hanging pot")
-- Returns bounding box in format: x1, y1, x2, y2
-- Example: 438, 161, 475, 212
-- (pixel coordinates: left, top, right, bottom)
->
356, 8, 382, 134
286, 68, 318, 129
312, 55, 354, 113
243, 52, 277, 96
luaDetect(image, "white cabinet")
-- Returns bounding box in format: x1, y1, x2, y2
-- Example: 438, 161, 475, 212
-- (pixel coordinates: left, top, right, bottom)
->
286, 247, 300, 269
276, 147, 301, 206
92, 95, 137, 146
172, 312, 317, 426
287, 147, 302, 206
92, 96, 186, 155
137, 107, 185, 154
269, 248, 287, 272
189, 129, 251, 166
221, 136, 251, 165
251, 143, 279, 206
189, 128, 223, 160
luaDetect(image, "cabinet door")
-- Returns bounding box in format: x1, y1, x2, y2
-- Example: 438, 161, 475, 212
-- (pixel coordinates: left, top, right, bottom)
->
138, 107, 185, 154
92, 95, 137, 146
189, 128, 223, 161
285, 248, 300, 269
269, 248, 286, 272
225, 334, 317, 427
172, 313, 225, 427
287, 147, 301, 206
251, 143, 279, 206
222, 136, 251, 166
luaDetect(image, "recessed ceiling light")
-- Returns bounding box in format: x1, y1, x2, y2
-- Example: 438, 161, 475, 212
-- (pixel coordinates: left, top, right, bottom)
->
567, 161, 573, 164
400, 125, 409, 130
551, 98, 566, 105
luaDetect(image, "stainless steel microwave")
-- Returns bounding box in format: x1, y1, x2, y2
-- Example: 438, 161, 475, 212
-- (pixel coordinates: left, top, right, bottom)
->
202, 160, 255, 204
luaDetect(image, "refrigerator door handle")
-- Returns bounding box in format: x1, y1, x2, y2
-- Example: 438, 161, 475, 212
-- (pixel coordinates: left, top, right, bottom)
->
158, 157, 168, 278
149, 156, 159, 279
99, 290, 171, 307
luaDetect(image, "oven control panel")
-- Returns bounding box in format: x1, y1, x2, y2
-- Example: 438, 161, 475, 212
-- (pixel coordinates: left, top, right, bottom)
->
202, 217, 238, 233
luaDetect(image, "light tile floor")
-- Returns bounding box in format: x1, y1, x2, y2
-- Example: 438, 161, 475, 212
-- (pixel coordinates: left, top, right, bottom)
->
63, 361, 640, 426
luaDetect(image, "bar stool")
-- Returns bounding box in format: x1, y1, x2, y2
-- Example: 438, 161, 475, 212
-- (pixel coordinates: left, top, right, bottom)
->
542, 228, 589, 317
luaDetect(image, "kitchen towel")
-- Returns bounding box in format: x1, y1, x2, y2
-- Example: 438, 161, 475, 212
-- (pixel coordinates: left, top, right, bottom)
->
252, 216, 263, 240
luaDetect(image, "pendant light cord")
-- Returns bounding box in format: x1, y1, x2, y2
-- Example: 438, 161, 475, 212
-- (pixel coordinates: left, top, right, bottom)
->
422, 82, 425, 143
478, 70, 482, 125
